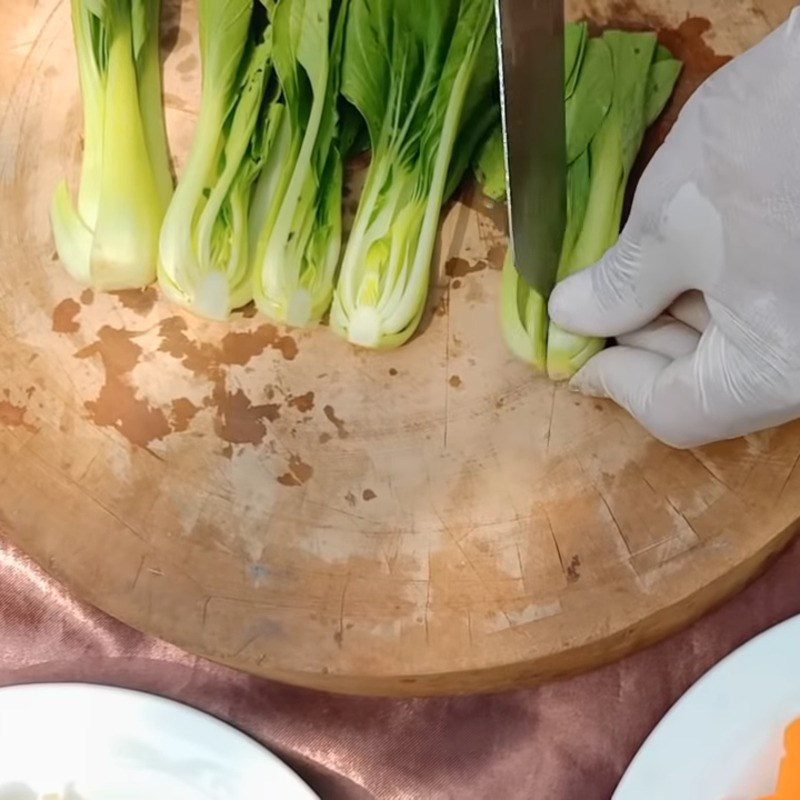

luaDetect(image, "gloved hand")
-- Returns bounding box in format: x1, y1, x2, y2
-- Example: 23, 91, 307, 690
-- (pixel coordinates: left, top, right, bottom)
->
548, 9, 800, 449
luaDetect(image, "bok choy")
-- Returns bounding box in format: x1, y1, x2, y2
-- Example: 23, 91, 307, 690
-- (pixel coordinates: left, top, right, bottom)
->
330, 0, 496, 349
490, 24, 681, 379
51, 0, 172, 291
250, 0, 349, 328
158, 0, 276, 320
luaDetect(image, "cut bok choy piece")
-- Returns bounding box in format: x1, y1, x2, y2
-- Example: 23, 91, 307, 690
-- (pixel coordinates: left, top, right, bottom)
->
499, 23, 607, 373
547, 33, 681, 380
473, 125, 506, 203
158, 0, 277, 321
250, 0, 349, 328
330, 0, 496, 350
486, 26, 682, 379
51, 0, 172, 291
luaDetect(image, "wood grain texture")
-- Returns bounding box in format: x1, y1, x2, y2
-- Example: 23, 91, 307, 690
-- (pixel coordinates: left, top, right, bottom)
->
1, 0, 799, 696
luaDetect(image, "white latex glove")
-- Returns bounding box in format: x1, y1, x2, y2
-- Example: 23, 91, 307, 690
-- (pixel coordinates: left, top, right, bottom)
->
548, 9, 800, 449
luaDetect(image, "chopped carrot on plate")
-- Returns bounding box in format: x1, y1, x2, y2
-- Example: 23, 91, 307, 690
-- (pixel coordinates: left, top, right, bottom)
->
759, 719, 800, 799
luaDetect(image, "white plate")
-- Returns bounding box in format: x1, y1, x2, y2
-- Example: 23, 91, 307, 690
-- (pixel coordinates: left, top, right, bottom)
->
614, 614, 800, 800
0, 683, 318, 800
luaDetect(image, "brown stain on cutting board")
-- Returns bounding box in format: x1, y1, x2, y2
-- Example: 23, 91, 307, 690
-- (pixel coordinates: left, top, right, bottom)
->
212, 388, 280, 446
76, 326, 172, 449
277, 455, 314, 487
52, 298, 80, 333
169, 398, 200, 433
176, 54, 198, 74
323, 405, 349, 439
157, 316, 219, 376
289, 392, 315, 413
220, 325, 298, 365
0, 401, 37, 433
239, 302, 258, 319
111, 287, 159, 316
446, 258, 489, 278
487, 244, 506, 271
156, 315, 298, 446
158, 317, 300, 373
67, 314, 301, 450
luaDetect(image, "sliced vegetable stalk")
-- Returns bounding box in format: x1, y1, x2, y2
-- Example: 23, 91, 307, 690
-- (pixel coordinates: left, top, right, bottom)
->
331, 0, 495, 350
501, 248, 548, 370
445, 30, 500, 201
251, 0, 349, 328
494, 22, 608, 373
158, 0, 277, 321
52, 0, 173, 291
473, 125, 505, 203
547, 31, 681, 381
482, 26, 681, 379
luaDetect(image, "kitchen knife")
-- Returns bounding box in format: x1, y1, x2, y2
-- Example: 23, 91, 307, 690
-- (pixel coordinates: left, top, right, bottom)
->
495, 0, 566, 298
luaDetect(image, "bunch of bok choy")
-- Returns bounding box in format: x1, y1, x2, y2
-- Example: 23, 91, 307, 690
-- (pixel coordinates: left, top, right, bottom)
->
52, 2, 683, 382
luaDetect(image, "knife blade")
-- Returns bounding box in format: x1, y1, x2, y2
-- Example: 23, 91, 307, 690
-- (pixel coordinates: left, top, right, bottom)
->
495, 0, 566, 298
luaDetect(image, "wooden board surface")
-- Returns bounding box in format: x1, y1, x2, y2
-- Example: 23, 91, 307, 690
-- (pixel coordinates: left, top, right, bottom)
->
1, 0, 798, 696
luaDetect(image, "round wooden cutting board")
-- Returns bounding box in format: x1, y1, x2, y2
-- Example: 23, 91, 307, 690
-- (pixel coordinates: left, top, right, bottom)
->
1, 0, 798, 696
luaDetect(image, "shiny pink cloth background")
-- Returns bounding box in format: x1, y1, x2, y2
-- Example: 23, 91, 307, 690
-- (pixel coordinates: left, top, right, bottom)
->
3, 535, 800, 799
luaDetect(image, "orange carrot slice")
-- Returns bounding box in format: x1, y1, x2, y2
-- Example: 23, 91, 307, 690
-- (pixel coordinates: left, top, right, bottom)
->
759, 719, 800, 800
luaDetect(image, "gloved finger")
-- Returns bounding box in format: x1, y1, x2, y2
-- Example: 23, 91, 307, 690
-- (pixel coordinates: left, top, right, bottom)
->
668, 291, 710, 333
547, 234, 682, 339
571, 325, 797, 448
616, 316, 700, 360
549, 163, 723, 339
569, 340, 722, 449
569, 346, 679, 439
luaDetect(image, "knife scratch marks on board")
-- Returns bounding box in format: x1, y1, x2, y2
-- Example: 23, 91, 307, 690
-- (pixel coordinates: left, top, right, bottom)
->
778, 449, 800, 502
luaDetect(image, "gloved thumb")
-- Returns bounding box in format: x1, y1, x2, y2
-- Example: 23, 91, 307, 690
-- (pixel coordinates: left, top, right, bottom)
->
548, 230, 683, 339
548, 154, 720, 338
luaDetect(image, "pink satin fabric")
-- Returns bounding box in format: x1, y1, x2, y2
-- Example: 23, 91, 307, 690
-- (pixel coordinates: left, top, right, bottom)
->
2, 534, 800, 799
